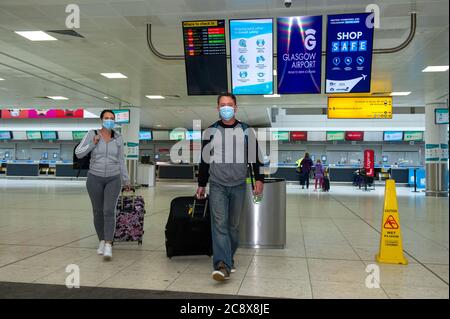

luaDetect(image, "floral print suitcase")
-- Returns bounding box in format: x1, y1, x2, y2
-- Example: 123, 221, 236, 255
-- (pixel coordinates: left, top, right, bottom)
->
114, 189, 146, 244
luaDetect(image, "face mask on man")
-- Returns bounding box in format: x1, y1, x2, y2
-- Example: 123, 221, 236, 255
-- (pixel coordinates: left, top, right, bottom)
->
219, 105, 235, 121
102, 119, 115, 130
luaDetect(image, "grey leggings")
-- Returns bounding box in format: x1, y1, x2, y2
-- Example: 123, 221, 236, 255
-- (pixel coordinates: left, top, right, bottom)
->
86, 173, 122, 241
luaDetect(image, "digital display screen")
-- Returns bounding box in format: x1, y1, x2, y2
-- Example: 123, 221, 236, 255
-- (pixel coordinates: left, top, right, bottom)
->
41, 131, 57, 140
435, 108, 448, 124
230, 18, 274, 95
290, 131, 307, 141
26, 131, 42, 140
277, 16, 322, 94
112, 109, 130, 124
325, 13, 374, 93
139, 131, 152, 140
345, 131, 364, 141
271, 131, 289, 141
186, 131, 202, 140
326, 131, 345, 141
0, 131, 12, 140
182, 20, 228, 95
383, 131, 403, 141
403, 131, 423, 142
72, 131, 87, 141
170, 130, 185, 141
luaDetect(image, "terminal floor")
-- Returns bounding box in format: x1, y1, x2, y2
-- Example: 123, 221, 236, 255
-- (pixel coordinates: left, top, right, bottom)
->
0, 180, 448, 299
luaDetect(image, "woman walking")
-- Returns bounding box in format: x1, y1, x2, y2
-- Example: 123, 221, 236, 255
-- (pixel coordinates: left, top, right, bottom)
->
314, 159, 324, 191
75, 110, 130, 260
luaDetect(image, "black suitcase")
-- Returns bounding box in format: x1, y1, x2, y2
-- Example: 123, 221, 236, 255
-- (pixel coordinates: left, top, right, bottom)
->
322, 177, 330, 192
165, 196, 213, 258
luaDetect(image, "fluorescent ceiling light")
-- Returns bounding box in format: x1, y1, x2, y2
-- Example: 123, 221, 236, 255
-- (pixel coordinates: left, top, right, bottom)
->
103, 96, 108, 99
156, 124, 162, 127
46, 96, 68, 100
15, 31, 57, 41
264, 94, 281, 98
0, 78, 4, 81
273, 69, 277, 76
100, 73, 127, 79
390, 92, 411, 96
422, 65, 449, 72
146, 95, 165, 99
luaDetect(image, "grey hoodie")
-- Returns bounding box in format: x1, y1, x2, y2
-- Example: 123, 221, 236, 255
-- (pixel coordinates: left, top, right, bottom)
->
75, 129, 129, 184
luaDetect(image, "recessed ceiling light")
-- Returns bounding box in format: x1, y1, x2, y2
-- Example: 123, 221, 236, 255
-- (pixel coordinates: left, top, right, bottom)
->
390, 92, 411, 96
15, 31, 57, 41
264, 94, 281, 98
46, 96, 68, 100
422, 65, 449, 72
156, 124, 162, 127
103, 96, 108, 99
146, 95, 165, 99
100, 73, 127, 79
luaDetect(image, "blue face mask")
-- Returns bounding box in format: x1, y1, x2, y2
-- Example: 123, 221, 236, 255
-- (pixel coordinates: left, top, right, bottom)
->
102, 119, 115, 130
219, 105, 235, 121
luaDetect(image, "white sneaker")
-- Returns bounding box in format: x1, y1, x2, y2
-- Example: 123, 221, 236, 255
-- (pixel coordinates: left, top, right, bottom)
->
97, 240, 105, 255
103, 243, 112, 260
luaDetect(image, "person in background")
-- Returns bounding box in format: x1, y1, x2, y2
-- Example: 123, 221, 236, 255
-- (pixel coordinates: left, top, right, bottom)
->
75, 110, 131, 261
299, 152, 313, 189
295, 156, 304, 185
314, 159, 324, 191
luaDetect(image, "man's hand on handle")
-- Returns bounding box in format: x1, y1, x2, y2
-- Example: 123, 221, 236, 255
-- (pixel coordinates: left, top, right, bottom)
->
254, 180, 264, 196
196, 186, 206, 199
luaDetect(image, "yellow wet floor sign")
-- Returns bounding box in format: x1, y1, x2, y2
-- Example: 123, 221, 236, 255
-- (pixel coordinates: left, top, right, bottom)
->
376, 179, 408, 265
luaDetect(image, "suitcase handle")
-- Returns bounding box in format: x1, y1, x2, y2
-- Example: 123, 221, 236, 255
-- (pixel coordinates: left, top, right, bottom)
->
120, 187, 136, 211
191, 198, 208, 219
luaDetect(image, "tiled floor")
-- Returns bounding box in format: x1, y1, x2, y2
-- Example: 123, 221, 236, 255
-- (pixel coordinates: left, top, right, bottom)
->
0, 179, 448, 299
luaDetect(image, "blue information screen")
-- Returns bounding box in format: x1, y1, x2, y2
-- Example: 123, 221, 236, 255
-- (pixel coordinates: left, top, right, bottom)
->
325, 13, 374, 93
277, 16, 322, 94
230, 18, 273, 95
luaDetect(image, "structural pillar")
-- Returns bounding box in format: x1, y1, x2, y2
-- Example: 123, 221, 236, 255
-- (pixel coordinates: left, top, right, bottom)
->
120, 107, 140, 186
425, 102, 448, 197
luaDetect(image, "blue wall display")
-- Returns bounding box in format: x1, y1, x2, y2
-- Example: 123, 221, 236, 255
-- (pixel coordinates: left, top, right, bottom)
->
277, 16, 322, 94
325, 13, 374, 93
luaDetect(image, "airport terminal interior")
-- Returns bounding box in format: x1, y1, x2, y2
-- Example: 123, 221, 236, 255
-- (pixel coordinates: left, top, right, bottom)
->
0, 0, 448, 299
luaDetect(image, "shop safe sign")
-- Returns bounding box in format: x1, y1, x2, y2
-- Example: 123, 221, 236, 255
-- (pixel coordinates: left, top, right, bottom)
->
325, 13, 374, 93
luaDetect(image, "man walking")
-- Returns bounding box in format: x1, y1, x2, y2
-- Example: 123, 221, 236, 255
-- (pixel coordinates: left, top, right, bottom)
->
196, 92, 264, 282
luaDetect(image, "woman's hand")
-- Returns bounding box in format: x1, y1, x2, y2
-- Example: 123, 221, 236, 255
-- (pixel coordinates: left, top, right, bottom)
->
123, 184, 132, 192
93, 135, 101, 145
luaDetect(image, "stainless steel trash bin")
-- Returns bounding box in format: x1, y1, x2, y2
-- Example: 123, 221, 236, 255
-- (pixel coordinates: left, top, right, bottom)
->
239, 178, 286, 248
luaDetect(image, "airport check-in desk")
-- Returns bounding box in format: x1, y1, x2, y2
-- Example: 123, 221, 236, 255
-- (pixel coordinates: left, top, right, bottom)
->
267, 164, 414, 184
0, 160, 88, 178
156, 162, 197, 181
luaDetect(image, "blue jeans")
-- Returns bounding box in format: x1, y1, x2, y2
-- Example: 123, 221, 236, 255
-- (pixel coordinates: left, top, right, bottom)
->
209, 181, 247, 271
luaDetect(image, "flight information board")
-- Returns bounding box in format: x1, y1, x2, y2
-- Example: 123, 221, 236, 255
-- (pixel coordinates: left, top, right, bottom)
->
182, 20, 228, 95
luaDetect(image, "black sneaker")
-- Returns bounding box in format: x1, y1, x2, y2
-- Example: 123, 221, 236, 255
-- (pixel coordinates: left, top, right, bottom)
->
212, 261, 230, 281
